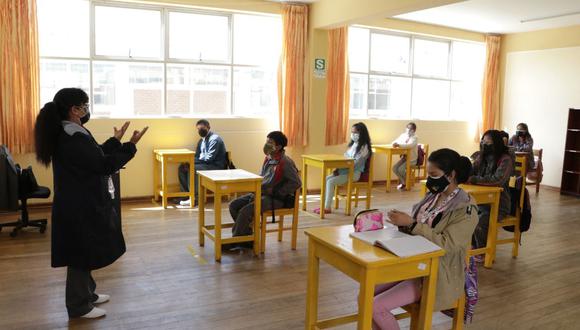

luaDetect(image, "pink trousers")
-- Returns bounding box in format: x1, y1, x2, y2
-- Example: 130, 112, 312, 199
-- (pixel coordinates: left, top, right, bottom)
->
372, 279, 422, 330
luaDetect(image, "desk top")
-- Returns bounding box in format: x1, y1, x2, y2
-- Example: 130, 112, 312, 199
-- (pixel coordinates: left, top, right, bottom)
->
302, 154, 354, 162
198, 169, 262, 182
154, 148, 195, 155
420, 180, 503, 194
373, 144, 412, 150
304, 225, 445, 267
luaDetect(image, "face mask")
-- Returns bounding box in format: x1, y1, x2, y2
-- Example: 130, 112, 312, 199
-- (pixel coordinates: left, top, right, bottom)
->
516, 130, 526, 137
198, 128, 208, 137
481, 143, 494, 155
80, 111, 90, 125
351, 133, 360, 142
426, 175, 450, 194
263, 142, 276, 156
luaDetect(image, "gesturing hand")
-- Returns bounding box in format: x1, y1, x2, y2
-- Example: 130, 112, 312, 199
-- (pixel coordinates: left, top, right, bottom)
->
114, 121, 130, 141
387, 209, 414, 226
130, 126, 149, 145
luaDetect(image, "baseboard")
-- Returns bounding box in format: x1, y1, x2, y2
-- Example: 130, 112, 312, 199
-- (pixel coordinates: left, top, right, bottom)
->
539, 184, 560, 192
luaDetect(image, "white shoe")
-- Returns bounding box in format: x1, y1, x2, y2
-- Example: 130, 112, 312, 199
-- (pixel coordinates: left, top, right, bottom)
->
81, 307, 106, 318
94, 294, 110, 304
179, 199, 191, 206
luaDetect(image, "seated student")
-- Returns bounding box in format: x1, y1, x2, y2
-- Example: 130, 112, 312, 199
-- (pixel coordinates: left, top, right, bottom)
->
509, 123, 535, 171
373, 148, 478, 330
468, 130, 514, 249
178, 119, 227, 206
392, 122, 418, 190
314, 122, 372, 214
228, 131, 301, 247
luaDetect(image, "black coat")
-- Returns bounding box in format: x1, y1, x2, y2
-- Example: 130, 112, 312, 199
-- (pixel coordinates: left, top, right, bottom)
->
51, 127, 136, 270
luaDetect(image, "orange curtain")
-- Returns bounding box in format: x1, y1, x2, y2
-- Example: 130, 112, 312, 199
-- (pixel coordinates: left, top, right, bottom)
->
278, 4, 309, 147
478, 34, 501, 141
0, 0, 40, 154
325, 27, 349, 146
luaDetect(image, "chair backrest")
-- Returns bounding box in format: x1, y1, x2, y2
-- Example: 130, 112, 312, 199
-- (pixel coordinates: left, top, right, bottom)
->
533, 148, 543, 161
510, 155, 527, 209
358, 154, 374, 183
420, 144, 429, 166
224, 151, 235, 169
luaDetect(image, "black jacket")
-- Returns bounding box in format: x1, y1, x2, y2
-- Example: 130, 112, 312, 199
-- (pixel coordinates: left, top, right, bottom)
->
51, 124, 136, 270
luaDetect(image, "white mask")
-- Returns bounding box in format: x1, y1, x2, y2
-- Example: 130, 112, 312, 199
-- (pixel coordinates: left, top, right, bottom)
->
351, 133, 360, 142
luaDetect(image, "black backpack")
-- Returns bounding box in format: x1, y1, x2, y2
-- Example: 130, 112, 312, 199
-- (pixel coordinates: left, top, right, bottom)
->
16, 165, 39, 198
504, 184, 532, 234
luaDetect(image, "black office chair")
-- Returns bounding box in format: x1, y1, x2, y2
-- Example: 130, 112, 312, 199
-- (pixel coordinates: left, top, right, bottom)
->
0, 186, 51, 237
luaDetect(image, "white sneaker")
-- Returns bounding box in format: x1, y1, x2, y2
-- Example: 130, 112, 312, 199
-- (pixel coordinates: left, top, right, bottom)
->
94, 294, 110, 304
179, 199, 191, 206
81, 307, 106, 319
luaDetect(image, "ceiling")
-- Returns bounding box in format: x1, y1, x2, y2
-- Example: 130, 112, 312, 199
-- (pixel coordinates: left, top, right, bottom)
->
395, 0, 580, 34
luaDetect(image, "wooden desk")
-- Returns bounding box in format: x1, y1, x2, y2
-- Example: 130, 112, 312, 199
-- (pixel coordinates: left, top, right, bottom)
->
420, 181, 503, 268
301, 154, 354, 219
198, 169, 262, 262
153, 149, 195, 209
304, 225, 444, 330
373, 144, 412, 192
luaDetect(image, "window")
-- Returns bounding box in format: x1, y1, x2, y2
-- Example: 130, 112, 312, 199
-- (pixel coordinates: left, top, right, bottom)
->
37, 0, 282, 117
349, 27, 485, 121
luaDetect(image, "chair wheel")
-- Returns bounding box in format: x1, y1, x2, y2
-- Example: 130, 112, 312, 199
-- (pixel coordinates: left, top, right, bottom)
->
0, 226, 2, 232
10, 230, 18, 238
40, 225, 47, 234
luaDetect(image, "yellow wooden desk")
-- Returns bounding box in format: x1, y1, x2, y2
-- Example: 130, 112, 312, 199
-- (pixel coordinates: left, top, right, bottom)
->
420, 181, 503, 268
301, 154, 354, 219
153, 149, 195, 208
198, 169, 263, 262
304, 225, 444, 330
373, 144, 412, 192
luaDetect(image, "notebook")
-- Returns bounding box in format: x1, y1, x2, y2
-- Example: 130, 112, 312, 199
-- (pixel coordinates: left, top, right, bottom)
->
350, 228, 442, 258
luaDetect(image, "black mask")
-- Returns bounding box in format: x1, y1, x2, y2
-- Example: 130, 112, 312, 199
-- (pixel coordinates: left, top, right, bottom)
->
80, 112, 90, 125
198, 128, 208, 137
426, 175, 450, 194
481, 143, 493, 155
516, 130, 526, 137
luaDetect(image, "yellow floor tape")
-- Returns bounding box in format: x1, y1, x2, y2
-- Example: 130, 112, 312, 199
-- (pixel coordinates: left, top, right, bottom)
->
187, 245, 208, 265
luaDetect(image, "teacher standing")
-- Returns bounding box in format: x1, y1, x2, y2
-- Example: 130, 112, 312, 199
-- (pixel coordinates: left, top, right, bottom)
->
34, 88, 148, 319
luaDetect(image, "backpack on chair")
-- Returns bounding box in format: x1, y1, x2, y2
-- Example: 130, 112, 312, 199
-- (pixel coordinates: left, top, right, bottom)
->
16, 165, 39, 198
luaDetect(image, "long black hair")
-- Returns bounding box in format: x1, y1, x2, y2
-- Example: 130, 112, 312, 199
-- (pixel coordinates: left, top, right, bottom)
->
477, 129, 510, 167
428, 148, 472, 184
516, 122, 532, 139
348, 122, 372, 156
35, 88, 89, 166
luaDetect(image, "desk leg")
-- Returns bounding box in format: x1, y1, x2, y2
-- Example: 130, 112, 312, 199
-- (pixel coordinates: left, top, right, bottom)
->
358, 269, 376, 330
189, 157, 195, 208
305, 239, 319, 330
320, 165, 326, 219
345, 164, 353, 216
161, 157, 168, 209
153, 154, 159, 202
485, 196, 500, 268
386, 152, 392, 192
214, 193, 222, 262
417, 257, 439, 330
254, 183, 261, 257
199, 182, 205, 247
405, 150, 412, 191
302, 163, 308, 211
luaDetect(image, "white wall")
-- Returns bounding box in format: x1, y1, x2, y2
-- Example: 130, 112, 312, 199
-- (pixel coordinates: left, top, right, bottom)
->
502, 46, 580, 187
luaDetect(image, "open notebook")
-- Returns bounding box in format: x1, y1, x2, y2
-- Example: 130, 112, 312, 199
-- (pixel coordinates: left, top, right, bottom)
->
350, 227, 442, 258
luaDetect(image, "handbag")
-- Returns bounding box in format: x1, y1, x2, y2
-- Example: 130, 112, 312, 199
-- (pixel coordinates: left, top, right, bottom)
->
353, 209, 384, 232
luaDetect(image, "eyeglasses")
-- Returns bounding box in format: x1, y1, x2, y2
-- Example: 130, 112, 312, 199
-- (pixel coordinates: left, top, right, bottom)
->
77, 103, 90, 113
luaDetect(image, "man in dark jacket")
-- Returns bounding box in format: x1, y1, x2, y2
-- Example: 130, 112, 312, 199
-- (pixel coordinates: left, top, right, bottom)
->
178, 119, 227, 206
228, 131, 301, 248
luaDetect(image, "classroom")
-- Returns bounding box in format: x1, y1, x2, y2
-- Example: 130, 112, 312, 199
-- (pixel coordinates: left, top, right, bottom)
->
1, 0, 579, 329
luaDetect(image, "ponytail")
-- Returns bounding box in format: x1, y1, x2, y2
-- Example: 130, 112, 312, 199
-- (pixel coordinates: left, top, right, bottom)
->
428, 148, 473, 184
455, 156, 472, 184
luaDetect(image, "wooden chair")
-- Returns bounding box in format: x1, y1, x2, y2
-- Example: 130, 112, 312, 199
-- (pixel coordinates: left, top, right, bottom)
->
493, 155, 527, 259
399, 294, 466, 330
526, 148, 543, 194
410, 144, 429, 184
333, 155, 374, 211
259, 187, 301, 253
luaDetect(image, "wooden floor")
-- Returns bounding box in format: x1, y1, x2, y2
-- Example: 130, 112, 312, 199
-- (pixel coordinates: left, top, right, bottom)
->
1, 186, 579, 330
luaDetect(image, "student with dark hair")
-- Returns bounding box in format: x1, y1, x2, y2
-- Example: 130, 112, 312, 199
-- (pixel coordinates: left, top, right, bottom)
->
314, 122, 372, 214
34, 88, 148, 319
392, 122, 419, 190
509, 123, 535, 171
228, 131, 301, 246
372, 148, 478, 330
469, 129, 514, 249
178, 119, 227, 206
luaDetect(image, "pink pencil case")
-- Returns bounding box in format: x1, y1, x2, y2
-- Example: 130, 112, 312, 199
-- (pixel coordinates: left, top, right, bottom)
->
353, 209, 384, 232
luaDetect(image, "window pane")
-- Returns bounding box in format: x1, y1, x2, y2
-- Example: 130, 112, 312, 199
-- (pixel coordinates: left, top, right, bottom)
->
368, 75, 411, 118
349, 74, 368, 117
95, 6, 161, 58
348, 27, 369, 73
40, 59, 90, 106
452, 41, 485, 81
233, 67, 277, 116
169, 12, 229, 62
413, 39, 449, 78
370, 33, 410, 74
233, 14, 281, 66
38, 0, 89, 57
450, 81, 481, 121
166, 64, 230, 116
92, 62, 163, 117
411, 79, 450, 120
